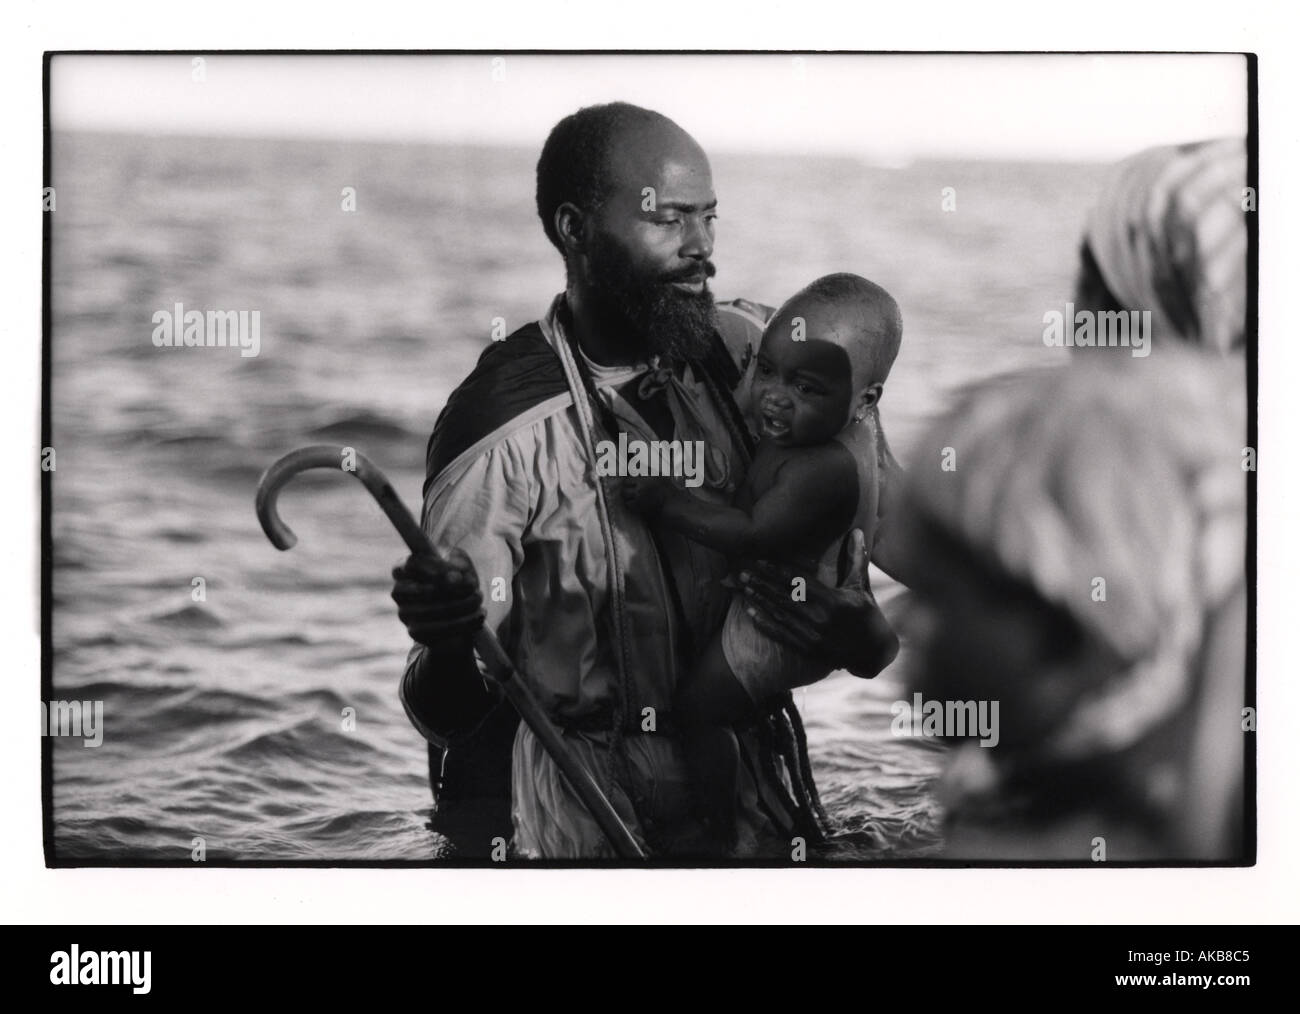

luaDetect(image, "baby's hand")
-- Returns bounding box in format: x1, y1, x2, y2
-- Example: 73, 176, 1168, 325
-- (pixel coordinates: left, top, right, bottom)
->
620, 476, 676, 515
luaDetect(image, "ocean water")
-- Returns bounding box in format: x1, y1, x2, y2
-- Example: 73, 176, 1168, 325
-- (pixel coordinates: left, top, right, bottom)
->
48, 131, 1108, 861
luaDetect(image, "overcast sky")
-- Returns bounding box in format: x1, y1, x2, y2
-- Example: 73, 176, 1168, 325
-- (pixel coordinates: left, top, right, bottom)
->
50, 53, 1248, 162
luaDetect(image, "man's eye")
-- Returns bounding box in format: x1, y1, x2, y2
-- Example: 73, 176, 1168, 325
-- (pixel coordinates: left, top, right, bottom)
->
655, 218, 681, 227
797, 384, 824, 396
756, 362, 773, 376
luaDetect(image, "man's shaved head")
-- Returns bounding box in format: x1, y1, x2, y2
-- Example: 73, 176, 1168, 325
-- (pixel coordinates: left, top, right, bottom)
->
536, 101, 720, 363
536, 102, 681, 254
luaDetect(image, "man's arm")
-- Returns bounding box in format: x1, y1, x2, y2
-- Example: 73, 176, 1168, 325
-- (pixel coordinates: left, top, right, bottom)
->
395, 437, 532, 746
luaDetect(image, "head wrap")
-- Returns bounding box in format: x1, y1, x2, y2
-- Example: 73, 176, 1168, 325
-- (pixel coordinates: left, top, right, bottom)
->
1082, 137, 1247, 355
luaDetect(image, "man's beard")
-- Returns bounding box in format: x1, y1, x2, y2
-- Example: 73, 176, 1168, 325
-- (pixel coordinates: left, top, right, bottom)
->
585, 231, 719, 362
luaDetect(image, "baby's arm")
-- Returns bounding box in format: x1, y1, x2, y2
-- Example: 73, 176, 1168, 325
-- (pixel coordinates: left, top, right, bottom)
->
621, 445, 857, 560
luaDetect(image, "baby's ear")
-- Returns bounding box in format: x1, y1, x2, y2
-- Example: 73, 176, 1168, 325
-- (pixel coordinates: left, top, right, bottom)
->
859, 382, 884, 411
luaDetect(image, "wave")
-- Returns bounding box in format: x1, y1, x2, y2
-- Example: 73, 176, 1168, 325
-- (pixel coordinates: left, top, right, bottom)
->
139, 601, 225, 629
221, 718, 378, 767
307, 409, 419, 443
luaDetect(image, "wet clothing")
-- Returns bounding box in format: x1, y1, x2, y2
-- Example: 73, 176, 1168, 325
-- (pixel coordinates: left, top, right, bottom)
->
402, 294, 808, 858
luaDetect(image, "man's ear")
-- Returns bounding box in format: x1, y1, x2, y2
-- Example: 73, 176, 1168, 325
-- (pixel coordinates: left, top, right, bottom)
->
554, 202, 588, 258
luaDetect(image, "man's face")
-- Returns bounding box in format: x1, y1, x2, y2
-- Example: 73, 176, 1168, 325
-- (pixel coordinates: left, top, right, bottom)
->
580, 124, 719, 361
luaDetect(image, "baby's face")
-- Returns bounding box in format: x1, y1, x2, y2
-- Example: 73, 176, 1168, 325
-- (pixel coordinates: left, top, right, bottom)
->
752, 305, 856, 446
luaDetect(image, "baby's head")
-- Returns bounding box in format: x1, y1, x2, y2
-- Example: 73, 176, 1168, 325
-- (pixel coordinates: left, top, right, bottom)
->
752, 273, 902, 446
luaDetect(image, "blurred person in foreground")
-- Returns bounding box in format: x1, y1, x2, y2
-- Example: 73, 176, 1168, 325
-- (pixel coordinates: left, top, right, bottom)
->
881, 139, 1251, 859
898, 354, 1246, 860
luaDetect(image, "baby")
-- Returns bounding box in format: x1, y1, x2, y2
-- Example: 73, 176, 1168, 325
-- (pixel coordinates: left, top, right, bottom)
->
621, 272, 904, 843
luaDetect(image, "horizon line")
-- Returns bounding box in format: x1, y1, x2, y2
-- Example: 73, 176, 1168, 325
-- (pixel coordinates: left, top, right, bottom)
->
50, 124, 1220, 167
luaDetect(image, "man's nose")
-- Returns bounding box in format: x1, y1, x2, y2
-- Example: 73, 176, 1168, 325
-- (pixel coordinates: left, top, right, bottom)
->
680, 215, 713, 261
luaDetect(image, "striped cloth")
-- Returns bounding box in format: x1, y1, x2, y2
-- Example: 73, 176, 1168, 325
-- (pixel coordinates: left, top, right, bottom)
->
904, 351, 1247, 857
907, 352, 1246, 762
1083, 137, 1247, 355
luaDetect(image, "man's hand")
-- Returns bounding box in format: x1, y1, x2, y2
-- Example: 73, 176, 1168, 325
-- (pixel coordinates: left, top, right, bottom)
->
736, 528, 899, 679
391, 547, 485, 649
620, 476, 677, 515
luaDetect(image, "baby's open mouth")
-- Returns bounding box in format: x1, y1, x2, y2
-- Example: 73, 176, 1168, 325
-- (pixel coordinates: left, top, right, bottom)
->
759, 412, 791, 438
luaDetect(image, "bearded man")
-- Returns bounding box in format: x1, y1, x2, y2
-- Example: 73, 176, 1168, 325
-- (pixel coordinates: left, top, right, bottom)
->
391, 102, 902, 858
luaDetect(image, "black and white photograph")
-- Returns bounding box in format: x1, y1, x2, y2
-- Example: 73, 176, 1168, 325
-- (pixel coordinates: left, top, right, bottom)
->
41, 51, 1254, 869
